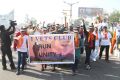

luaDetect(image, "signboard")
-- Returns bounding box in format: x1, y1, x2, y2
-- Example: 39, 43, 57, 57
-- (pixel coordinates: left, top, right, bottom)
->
28, 34, 75, 64
78, 7, 103, 18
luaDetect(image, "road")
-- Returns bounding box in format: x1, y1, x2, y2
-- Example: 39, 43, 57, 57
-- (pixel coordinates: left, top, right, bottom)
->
0, 50, 120, 80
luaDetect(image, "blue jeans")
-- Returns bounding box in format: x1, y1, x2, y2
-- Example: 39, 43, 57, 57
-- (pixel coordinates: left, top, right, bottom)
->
17, 51, 27, 71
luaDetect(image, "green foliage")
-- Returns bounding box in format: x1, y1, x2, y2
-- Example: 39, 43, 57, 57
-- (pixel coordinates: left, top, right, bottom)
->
109, 10, 120, 22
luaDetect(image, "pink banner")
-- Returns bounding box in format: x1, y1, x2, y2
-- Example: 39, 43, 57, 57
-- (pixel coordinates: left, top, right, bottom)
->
28, 34, 75, 64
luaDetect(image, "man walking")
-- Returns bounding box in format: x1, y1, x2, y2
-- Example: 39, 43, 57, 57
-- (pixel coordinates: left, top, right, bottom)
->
99, 26, 112, 62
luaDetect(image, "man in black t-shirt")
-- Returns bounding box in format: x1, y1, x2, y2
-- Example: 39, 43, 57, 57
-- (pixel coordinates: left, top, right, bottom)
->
0, 21, 16, 70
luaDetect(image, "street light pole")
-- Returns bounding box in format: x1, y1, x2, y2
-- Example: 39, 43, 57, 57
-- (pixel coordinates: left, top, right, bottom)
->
62, 12, 67, 27
64, 1, 79, 25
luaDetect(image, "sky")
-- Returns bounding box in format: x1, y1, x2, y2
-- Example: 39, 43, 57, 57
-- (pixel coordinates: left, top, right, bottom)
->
0, 0, 120, 24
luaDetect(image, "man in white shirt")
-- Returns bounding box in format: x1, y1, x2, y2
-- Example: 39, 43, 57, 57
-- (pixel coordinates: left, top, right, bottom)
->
15, 28, 28, 75
99, 26, 112, 62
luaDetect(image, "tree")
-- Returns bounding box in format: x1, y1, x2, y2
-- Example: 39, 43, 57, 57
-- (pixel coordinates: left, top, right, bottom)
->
109, 10, 120, 22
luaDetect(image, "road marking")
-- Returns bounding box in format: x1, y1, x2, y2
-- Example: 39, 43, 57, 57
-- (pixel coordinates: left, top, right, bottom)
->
77, 73, 90, 77
105, 74, 120, 79
59, 72, 64, 80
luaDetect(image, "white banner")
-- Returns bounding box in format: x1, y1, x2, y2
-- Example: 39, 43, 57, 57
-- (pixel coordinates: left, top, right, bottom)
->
28, 34, 75, 64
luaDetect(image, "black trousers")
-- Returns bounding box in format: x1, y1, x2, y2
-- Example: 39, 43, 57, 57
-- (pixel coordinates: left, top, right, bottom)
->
80, 47, 84, 54
1, 46, 15, 68
85, 47, 92, 65
72, 58, 79, 73
99, 45, 109, 60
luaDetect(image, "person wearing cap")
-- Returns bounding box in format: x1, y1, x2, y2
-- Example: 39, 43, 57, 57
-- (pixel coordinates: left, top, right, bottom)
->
15, 28, 28, 75
99, 26, 112, 62
82, 20, 95, 70
72, 30, 80, 75
0, 22, 16, 70
90, 26, 101, 61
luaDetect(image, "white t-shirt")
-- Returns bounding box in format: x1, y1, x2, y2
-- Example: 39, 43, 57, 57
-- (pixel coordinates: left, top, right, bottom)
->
17, 35, 28, 52
100, 32, 112, 46
93, 32, 101, 46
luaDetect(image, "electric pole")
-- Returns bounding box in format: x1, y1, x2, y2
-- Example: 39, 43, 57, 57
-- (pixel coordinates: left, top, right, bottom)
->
64, 1, 79, 25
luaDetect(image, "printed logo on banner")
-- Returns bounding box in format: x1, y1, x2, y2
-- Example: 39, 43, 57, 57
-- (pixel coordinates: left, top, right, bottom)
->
28, 34, 75, 64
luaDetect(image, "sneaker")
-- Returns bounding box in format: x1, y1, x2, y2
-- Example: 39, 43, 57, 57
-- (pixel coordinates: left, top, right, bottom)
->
16, 71, 20, 75
86, 65, 91, 70
93, 59, 96, 62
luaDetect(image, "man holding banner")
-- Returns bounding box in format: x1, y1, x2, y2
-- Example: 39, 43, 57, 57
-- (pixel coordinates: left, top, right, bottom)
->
28, 33, 75, 65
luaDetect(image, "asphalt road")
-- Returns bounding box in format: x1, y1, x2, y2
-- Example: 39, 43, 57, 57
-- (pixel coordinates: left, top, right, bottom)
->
0, 50, 120, 80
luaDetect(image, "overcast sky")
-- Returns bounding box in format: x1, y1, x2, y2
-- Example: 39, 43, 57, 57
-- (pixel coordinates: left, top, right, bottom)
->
0, 0, 120, 23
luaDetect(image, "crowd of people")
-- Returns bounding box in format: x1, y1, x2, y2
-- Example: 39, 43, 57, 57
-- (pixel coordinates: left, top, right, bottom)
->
0, 19, 120, 76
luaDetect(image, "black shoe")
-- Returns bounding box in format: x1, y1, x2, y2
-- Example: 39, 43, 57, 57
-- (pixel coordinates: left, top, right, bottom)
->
16, 71, 20, 75
3, 67, 7, 70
